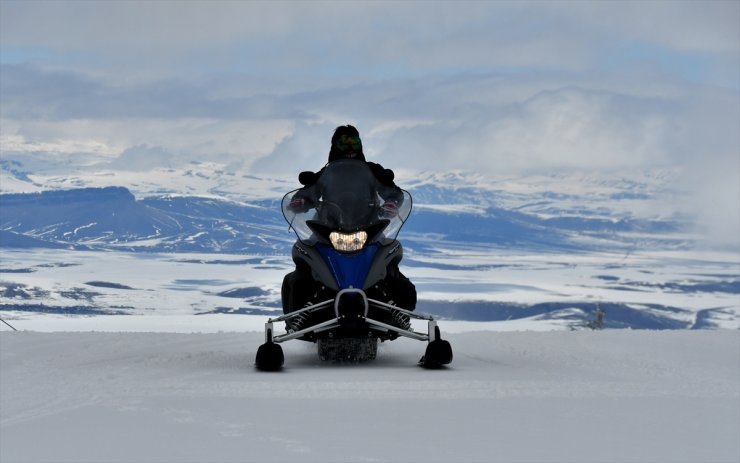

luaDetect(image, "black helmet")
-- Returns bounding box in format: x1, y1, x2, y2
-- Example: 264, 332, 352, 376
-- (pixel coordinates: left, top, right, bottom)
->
328, 125, 365, 162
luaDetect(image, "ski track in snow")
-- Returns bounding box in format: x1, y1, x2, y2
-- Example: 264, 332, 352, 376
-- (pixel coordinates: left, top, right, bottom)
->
1, 329, 738, 463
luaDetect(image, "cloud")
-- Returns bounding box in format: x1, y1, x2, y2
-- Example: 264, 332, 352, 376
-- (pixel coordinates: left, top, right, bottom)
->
267, 78, 684, 175
670, 85, 740, 249
0, 132, 116, 158
572, 1, 740, 55
684, 154, 740, 250
3, 64, 734, 178
1, 1, 738, 247
0, 64, 315, 121
478, 86, 679, 171
250, 120, 344, 175
3, 1, 736, 83
105, 144, 177, 171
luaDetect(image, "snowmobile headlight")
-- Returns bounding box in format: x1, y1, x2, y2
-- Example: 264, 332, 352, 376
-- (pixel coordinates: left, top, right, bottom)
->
329, 231, 367, 252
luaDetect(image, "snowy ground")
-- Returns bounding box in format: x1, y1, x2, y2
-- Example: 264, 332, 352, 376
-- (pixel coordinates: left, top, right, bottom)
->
1, 248, 738, 329
1, 246, 738, 462
1, 327, 738, 463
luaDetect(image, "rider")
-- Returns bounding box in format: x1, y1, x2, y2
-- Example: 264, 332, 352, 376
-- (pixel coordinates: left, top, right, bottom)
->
287, 124, 403, 216
282, 124, 416, 322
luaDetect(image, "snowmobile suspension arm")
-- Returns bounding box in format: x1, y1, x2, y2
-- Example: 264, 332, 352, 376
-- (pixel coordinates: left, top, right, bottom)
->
273, 317, 340, 343
366, 298, 435, 321
268, 299, 334, 324
364, 318, 429, 341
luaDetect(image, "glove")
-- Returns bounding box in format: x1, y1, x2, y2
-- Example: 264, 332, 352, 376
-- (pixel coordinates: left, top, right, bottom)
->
298, 171, 318, 186
288, 197, 308, 213
381, 200, 399, 218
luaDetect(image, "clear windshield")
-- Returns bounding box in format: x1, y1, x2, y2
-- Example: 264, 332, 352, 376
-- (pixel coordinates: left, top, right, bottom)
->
281, 161, 412, 245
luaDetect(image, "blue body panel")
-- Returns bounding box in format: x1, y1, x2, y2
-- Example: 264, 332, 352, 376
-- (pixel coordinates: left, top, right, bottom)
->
317, 243, 379, 290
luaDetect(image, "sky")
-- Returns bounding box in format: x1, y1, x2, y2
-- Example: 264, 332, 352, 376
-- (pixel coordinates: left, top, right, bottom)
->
0, 0, 739, 245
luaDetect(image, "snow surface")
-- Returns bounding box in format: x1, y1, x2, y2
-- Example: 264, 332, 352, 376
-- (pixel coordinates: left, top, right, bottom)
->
1, 325, 738, 463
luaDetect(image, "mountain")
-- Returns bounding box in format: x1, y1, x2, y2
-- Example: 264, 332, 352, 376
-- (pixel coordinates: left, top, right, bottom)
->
3, 164, 735, 332
0, 230, 80, 250
0, 187, 289, 253
0, 183, 686, 254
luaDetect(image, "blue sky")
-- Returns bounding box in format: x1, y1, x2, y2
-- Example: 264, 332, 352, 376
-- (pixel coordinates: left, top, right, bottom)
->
1, 0, 739, 243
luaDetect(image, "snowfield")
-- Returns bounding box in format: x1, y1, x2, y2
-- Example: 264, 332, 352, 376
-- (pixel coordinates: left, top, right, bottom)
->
1, 327, 738, 463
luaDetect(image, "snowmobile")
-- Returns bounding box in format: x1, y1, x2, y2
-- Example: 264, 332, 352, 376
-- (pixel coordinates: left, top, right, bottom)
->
255, 159, 453, 370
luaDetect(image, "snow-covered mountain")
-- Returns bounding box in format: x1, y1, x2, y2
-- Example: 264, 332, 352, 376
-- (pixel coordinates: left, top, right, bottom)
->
0, 187, 288, 254
0, 184, 684, 253
1, 160, 737, 331
0, 160, 689, 254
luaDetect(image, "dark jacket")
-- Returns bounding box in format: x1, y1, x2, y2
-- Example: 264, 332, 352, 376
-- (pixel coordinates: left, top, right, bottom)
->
298, 162, 397, 190
293, 160, 404, 211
